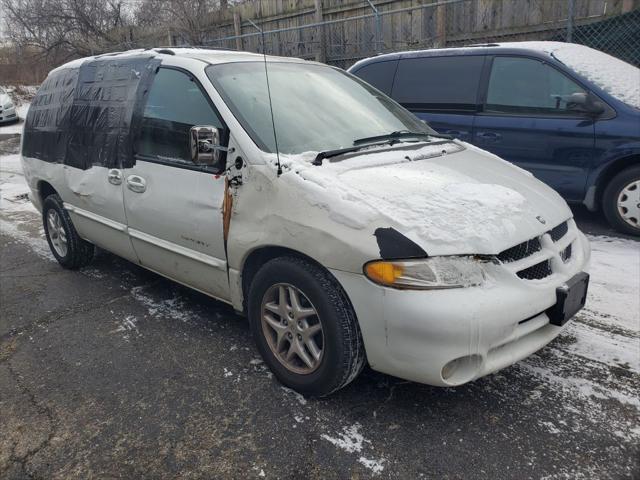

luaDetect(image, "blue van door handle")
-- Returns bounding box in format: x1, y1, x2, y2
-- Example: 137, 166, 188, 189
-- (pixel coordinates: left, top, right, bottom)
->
476, 131, 502, 142
444, 130, 468, 139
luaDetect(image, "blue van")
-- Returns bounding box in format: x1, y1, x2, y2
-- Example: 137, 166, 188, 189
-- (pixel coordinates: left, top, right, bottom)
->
349, 42, 640, 236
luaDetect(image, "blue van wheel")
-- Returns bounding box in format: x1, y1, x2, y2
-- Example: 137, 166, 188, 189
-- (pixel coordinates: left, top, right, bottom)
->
602, 166, 640, 236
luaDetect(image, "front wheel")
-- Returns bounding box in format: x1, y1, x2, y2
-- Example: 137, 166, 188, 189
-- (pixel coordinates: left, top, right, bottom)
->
42, 194, 95, 269
248, 256, 366, 396
602, 166, 640, 236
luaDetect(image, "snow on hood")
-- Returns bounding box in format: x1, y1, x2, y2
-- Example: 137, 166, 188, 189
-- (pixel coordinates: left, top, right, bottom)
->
274, 141, 571, 255
499, 41, 640, 110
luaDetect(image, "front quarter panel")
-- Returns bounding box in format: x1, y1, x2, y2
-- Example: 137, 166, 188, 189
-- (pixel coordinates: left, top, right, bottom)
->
590, 113, 640, 186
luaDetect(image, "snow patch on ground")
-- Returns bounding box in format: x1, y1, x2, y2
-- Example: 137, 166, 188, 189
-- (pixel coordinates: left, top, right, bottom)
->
321, 424, 386, 474
129, 285, 191, 323
559, 320, 639, 373
321, 424, 366, 453
358, 456, 385, 474
0, 152, 50, 259
280, 386, 307, 406
110, 315, 140, 340
584, 235, 640, 333
1, 154, 32, 211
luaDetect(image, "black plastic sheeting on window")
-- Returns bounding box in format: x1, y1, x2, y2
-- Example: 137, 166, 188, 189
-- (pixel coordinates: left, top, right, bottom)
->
23, 55, 161, 170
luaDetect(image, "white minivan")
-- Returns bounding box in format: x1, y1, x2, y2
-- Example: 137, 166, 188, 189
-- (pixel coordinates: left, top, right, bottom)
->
21, 48, 590, 396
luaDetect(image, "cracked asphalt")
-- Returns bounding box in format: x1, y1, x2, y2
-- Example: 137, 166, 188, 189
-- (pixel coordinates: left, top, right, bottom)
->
1, 132, 639, 479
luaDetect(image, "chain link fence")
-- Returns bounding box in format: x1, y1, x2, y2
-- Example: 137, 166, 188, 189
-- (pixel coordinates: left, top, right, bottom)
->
198, 0, 640, 69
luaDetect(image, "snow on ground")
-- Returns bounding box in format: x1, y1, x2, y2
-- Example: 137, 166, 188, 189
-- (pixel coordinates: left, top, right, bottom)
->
584, 235, 640, 332
321, 424, 386, 473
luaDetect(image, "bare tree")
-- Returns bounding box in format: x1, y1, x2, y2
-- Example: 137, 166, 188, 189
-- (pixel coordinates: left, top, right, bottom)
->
1, 0, 132, 62
134, 0, 227, 46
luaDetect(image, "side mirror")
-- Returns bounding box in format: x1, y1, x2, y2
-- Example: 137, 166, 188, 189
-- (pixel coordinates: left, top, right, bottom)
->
567, 92, 605, 115
190, 125, 225, 169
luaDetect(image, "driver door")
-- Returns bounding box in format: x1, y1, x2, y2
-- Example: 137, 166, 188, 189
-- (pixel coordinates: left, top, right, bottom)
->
473, 56, 595, 201
123, 66, 230, 300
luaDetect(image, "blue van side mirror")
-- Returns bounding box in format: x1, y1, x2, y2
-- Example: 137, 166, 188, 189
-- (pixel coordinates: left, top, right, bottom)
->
568, 92, 605, 115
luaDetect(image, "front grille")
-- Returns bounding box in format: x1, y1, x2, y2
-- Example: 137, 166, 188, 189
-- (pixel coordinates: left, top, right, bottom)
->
548, 222, 568, 242
517, 260, 553, 280
499, 219, 575, 281
498, 237, 542, 263
560, 243, 572, 263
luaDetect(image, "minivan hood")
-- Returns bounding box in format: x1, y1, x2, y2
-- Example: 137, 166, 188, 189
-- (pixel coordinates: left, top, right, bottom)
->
289, 141, 571, 256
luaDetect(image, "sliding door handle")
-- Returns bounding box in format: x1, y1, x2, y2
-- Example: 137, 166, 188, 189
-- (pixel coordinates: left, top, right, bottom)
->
126, 175, 147, 193
107, 169, 122, 185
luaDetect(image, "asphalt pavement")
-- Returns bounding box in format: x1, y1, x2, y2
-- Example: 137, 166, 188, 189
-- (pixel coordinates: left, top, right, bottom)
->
1, 133, 638, 479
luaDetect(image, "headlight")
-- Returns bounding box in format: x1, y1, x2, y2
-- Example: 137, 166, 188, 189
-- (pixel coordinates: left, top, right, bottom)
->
363, 256, 489, 290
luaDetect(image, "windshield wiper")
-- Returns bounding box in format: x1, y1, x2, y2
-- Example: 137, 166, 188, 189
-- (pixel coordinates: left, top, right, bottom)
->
312, 131, 454, 166
312, 143, 383, 166
353, 130, 450, 146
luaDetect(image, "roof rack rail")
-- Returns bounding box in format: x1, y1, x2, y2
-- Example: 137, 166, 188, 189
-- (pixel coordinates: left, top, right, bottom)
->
153, 48, 175, 55
467, 43, 500, 47
173, 45, 238, 51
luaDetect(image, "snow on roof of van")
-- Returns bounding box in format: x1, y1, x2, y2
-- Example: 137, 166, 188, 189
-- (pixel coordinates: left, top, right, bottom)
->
499, 41, 640, 109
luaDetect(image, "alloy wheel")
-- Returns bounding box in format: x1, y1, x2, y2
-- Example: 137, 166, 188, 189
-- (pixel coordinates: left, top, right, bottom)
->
260, 283, 324, 375
47, 209, 68, 257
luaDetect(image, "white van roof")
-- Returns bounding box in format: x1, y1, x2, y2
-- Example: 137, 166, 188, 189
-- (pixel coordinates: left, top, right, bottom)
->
52, 47, 315, 74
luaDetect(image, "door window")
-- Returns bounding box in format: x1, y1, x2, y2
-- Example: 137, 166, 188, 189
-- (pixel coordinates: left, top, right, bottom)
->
392, 56, 484, 111
136, 68, 223, 164
485, 57, 586, 115
352, 60, 398, 95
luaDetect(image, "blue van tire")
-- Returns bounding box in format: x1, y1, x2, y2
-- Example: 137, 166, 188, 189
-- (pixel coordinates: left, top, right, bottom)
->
42, 194, 95, 269
602, 165, 640, 236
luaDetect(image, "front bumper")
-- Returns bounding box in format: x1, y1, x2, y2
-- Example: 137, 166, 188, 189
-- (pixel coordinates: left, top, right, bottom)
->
0, 105, 18, 124
331, 228, 591, 387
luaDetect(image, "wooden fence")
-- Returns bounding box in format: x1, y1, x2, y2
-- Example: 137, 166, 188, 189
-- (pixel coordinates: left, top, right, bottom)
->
188, 0, 639, 68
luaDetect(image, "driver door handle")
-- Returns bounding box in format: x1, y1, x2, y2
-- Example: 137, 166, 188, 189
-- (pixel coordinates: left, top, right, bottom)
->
126, 175, 147, 193
476, 131, 502, 142
107, 169, 122, 185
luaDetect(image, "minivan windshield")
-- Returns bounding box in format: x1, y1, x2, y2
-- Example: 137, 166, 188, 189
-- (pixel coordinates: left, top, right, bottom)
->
206, 62, 434, 155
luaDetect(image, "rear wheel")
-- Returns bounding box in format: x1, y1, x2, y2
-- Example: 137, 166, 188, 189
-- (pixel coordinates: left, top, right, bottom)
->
43, 194, 95, 269
602, 166, 640, 236
248, 256, 366, 396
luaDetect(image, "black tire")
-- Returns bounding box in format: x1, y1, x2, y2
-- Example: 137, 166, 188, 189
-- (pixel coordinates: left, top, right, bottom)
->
248, 256, 366, 397
42, 194, 95, 269
602, 165, 640, 237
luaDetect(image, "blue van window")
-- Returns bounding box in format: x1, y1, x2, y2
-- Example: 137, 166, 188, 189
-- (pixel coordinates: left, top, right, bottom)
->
352, 60, 398, 95
392, 56, 484, 111
485, 57, 586, 115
